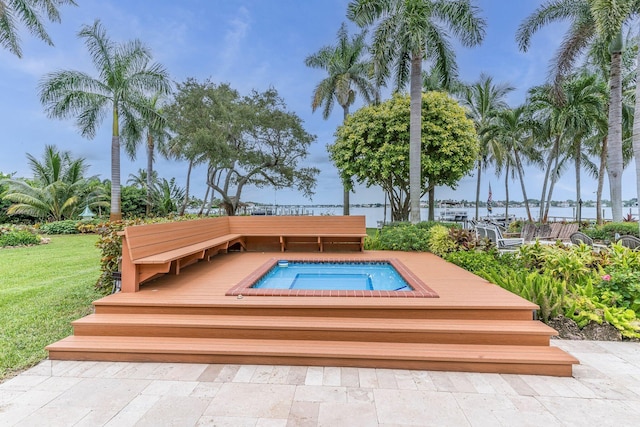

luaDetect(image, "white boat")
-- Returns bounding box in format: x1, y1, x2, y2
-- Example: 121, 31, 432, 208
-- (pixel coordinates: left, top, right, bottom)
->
438, 209, 468, 222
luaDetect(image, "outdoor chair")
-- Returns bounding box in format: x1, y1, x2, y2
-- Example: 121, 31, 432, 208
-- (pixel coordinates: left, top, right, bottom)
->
569, 231, 593, 246
485, 225, 524, 252
616, 235, 640, 250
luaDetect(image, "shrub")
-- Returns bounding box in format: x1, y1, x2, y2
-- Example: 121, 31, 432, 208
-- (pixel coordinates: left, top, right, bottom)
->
481, 269, 567, 323
445, 250, 504, 273
0, 228, 41, 247
426, 225, 457, 256
376, 223, 431, 251
584, 222, 639, 241
39, 220, 80, 235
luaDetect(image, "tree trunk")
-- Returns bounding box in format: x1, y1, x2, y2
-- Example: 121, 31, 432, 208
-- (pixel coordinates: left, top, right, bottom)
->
504, 163, 509, 219
198, 186, 209, 216
409, 53, 423, 224
428, 186, 435, 221
342, 105, 350, 216
607, 49, 623, 221
514, 149, 533, 222
179, 159, 193, 216
539, 147, 555, 222
597, 137, 607, 225
633, 39, 640, 234
109, 106, 122, 222
146, 133, 154, 216
474, 159, 482, 220
574, 137, 581, 222
544, 145, 561, 222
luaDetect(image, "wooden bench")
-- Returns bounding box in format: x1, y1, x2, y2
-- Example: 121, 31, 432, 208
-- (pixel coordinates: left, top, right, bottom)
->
228, 216, 367, 252
119, 217, 244, 292
119, 216, 367, 292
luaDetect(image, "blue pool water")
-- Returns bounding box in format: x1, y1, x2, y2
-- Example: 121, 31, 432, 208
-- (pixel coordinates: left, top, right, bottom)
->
251, 261, 413, 291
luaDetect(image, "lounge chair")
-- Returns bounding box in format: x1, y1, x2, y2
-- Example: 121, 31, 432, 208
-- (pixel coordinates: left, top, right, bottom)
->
569, 231, 593, 246
616, 235, 640, 250
485, 224, 524, 252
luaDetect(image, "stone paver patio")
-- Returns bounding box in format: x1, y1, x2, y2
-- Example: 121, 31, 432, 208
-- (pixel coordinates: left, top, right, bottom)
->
1, 340, 639, 426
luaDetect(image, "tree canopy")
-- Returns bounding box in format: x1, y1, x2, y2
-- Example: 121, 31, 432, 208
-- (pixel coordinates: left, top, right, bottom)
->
330, 91, 478, 221
166, 79, 319, 215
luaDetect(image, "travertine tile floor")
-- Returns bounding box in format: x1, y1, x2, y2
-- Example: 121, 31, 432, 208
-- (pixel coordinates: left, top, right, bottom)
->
1, 340, 639, 426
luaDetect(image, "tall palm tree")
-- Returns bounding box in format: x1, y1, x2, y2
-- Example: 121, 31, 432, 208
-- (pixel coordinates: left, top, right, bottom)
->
516, 0, 640, 222
124, 93, 171, 216
484, 106, 541, 222
38, 20, 171, 221
348, 0, 485, 223
304, 23, 374, 216
0, 0, 76, 57
458, 73, 514, 220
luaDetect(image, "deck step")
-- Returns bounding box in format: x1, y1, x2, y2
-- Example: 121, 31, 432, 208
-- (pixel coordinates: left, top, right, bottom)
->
72, 314, 557, 346
46, 336, 579, 377
93, 300, 536, 320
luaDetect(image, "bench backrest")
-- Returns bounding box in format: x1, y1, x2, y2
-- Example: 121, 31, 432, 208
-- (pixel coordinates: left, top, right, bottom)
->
123, 217, 231, 260
228, 215, 366, 235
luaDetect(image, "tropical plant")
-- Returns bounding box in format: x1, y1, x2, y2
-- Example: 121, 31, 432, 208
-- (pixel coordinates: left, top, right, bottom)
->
427, 224, 457, 256
348, 0, 486, 223
0, 0, 76, 57
38, 19, 171, 221
330, 92, 478, 221
516, 0, 640, 222
304, 23, 374, 215
1, 145, 107, 221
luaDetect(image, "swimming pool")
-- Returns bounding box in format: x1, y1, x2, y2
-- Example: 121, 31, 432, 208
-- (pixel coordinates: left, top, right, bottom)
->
226, 258, 439, 298
252, 261, 412, 291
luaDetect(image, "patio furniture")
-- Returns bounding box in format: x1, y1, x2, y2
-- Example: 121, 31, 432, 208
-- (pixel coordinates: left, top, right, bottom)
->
616, 235, 640, 250
484, 224, 524, 251
569, 231, 593, 246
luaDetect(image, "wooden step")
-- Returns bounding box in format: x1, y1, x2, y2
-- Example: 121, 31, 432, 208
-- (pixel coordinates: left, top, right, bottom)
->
93, 301, 536, 321
46, 336, 579, 377
72, 314, 556, 346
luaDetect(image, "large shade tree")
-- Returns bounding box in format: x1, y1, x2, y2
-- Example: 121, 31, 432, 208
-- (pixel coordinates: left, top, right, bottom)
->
516, 0, 640, 222
38, 20, 171, 221
330, 91, 478, 221
304, 23, 374, 216
0, 0, 76, 57
167, 80, 319, 216
347, 0, 485, 223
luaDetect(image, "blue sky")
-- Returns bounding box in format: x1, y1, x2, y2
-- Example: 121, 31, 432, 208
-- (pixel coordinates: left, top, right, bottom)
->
0, 0, 636, 205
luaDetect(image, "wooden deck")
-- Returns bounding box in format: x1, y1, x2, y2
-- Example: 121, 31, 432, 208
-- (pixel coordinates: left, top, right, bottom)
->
46, 251, 579, 376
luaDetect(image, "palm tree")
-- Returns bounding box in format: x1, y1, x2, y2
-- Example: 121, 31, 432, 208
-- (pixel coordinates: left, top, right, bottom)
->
2, 145, 107, 220
458, 74, 514, 220
38, 20, 171, 221
304, 23, 374, 216
124, 93, 171, 216
348, 0, 486, 224
0, 0, 76, 57
484, 106, 540, 222
516, 0, 640, 222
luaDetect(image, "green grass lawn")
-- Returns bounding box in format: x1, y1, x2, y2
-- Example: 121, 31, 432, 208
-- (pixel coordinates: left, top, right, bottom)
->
0, 234, 105, 380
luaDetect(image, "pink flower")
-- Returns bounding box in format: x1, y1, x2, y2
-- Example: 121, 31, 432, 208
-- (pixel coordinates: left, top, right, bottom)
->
602, 274, 611, 282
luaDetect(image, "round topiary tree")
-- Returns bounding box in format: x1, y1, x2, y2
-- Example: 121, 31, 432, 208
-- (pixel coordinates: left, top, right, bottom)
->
330, 92, 478, 221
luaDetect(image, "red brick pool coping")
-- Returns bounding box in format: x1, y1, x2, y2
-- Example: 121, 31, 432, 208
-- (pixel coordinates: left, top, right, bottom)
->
226, 257, 439, 298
